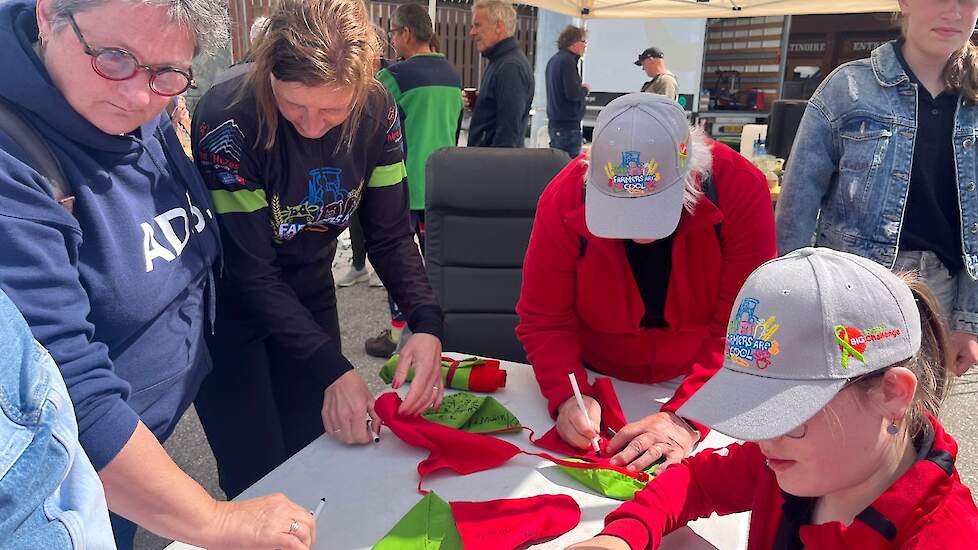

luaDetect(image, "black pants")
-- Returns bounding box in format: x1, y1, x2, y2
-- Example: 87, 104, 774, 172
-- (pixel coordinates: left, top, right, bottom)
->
389, 210, 426, 322
349, 209, 367, 271
195, 258, 340, 498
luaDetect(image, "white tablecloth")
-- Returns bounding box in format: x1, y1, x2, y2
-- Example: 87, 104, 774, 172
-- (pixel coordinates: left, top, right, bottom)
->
167, 355, 749, 549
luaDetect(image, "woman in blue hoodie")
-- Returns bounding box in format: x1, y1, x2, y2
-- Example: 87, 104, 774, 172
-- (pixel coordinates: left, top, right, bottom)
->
0, 0, 316, 548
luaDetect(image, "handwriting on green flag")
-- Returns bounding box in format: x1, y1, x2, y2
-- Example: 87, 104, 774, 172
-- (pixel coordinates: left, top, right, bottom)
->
557, 459, 658, 501
373, 491, 462, 550
422, 392, 522, 434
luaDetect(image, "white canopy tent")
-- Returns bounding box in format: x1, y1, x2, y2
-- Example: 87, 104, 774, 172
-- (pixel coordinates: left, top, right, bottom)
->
517, 0, 897, 20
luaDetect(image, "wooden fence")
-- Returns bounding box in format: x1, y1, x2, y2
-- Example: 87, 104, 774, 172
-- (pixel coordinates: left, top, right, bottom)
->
227, 0, 537, 89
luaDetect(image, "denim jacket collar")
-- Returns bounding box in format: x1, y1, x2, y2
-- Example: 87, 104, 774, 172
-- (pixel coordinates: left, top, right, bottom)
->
872, 41, 912, 88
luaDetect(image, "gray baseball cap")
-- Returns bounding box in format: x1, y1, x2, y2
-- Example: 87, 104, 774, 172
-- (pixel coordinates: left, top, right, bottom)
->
585, 93, 691, 240
677, 247, 922, 441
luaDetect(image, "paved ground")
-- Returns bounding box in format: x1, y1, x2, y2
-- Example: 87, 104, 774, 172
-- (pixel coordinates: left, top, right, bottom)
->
135, 237, 978, 549
134, 237, 394, 549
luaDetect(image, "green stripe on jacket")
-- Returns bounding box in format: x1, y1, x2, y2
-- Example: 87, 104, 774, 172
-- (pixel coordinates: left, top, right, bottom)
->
210, 189, 268, 214
368, 162, 407, 188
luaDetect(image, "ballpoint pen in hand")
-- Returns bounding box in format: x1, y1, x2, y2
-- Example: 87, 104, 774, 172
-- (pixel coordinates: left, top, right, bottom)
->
568, 373, 601, 455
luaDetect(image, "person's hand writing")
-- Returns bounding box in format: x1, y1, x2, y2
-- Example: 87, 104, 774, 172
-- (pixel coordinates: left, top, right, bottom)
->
606, 411, 699, 471
323, 370, 378, 444
556, 395, 602, 450
206, 493, 316, 550
393, 332, 444, 415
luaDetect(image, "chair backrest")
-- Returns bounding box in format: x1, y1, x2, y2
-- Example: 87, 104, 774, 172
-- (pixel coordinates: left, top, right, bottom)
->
425, 147, 571, 363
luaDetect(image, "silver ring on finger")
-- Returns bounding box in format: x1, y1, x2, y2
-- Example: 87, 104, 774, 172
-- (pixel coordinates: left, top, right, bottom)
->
288, 518, 300, 534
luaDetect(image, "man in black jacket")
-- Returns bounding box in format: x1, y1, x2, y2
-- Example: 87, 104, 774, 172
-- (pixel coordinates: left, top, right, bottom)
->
467, 0, 534, 147
546, 25, 589, 157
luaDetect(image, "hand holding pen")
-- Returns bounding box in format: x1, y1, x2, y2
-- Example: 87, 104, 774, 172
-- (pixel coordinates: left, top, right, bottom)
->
555, 374, 603, 453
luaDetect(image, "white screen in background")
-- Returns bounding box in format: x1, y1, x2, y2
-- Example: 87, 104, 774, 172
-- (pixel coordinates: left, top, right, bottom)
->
582, 18, 706, 105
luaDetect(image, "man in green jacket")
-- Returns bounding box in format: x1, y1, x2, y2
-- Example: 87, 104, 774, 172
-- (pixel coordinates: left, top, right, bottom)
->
366, 3, 463, 357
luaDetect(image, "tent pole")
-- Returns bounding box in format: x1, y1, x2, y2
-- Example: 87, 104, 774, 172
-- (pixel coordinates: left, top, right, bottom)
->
776, 15, 792, 100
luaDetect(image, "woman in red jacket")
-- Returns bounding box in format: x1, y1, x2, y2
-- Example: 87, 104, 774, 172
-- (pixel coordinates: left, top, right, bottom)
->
568, 247, 978, 550
516, 93, 776, 470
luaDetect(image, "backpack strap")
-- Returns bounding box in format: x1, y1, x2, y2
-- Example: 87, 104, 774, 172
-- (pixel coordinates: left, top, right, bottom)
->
0, 97, 74, 215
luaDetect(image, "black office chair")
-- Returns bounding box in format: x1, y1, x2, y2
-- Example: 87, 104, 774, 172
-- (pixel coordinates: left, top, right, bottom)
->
766, 99, 808, 162
424, 147, 571, 363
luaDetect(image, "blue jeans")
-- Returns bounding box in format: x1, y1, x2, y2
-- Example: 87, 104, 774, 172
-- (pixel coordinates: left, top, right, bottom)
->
0, 288, 115, 549
549, 126, 583, 158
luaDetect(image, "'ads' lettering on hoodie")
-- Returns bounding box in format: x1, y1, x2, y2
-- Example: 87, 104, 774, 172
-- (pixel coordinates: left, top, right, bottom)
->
140, 192, 208, 272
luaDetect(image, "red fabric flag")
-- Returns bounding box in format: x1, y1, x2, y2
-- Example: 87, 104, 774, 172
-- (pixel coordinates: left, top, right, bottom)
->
375, 392, 521, 489
450, 494, 581, 549
375, 391, 649, 489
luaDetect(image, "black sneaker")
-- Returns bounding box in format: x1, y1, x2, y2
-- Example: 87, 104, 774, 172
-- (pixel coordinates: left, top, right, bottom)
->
365, 329, 396, 358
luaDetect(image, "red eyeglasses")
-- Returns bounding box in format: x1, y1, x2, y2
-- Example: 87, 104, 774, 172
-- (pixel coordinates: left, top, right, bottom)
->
67, 13, 196, 97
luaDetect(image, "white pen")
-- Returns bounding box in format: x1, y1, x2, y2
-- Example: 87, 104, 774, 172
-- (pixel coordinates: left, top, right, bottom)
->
312, 497, 326, 521
568, 373, 601, 455
367, 418, 380, 443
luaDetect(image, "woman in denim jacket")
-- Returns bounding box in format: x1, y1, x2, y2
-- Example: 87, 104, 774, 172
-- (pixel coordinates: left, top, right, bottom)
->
0, 287, 115, 548
777, 0, 978, 376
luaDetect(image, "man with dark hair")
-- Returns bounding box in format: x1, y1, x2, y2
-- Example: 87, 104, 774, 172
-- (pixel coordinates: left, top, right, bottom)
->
636, 47, 679, 101
467, 0, 534, 148
545, 25, 589, 158
366, 3, 463, 357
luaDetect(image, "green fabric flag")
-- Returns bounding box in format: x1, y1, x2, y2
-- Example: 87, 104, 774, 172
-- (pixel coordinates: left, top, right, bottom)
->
557, 459, 658, 501
372, 492, 462, 550
422, 392, 522, 434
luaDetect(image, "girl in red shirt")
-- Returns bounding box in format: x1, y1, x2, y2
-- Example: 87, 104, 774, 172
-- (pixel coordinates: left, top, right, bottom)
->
568, 247, 978, 550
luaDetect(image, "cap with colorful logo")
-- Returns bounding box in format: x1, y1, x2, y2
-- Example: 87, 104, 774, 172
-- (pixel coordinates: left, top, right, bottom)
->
585, 93, 692, 240
677, 247, 922, 441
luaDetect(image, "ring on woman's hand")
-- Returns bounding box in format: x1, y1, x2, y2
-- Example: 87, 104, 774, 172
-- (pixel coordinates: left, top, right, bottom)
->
332, 427, 342, 433
288, 518, 300, 534
433, 386, 439, 391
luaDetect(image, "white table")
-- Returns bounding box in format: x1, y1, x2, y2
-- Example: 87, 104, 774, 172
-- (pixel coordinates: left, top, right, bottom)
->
167, 355, 749, 549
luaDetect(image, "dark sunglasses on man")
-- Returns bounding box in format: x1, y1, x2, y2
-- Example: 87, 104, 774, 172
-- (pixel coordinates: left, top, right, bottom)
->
67, 12, 195, 97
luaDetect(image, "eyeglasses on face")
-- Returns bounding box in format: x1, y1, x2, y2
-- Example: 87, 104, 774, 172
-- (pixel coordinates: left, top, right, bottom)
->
781, 369, 889, 440
67, 13, 195, 97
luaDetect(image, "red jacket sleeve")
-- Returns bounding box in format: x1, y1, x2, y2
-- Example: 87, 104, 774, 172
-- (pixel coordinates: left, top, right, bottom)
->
660, 144, 777, 431
516, 159, 596, 416
600, 442, 764, 549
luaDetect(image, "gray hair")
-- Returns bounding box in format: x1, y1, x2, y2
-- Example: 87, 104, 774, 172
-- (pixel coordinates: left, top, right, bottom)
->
249, 15, 269, 45
681, 125, 712, 213
473, 0, 516, 36
44, 0, 229, 57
